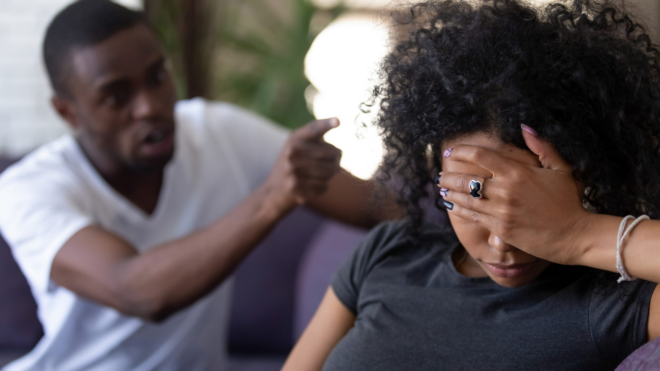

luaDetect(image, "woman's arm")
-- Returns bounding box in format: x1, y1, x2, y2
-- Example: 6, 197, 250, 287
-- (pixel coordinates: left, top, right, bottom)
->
282, 287, 356, 371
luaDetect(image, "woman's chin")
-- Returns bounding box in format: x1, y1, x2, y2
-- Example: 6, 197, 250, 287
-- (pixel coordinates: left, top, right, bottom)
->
481, 261, 552, 288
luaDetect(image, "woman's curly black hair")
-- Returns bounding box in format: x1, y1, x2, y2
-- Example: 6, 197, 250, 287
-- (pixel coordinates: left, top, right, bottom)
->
373, 0, 660, 231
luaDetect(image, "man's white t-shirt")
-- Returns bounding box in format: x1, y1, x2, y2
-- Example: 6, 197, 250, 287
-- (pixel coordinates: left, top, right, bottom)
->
0, 99, 288, 371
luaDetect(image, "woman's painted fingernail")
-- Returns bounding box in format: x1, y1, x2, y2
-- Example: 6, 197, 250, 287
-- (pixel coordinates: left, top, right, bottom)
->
521, 124, 538, 136
443, 201, 454, 210
434, 175, 441, 185
443, 148, 452, 158
440, 190, 447, 197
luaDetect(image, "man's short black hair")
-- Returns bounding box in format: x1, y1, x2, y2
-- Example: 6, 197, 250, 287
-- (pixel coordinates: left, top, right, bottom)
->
43, 0, 149, 97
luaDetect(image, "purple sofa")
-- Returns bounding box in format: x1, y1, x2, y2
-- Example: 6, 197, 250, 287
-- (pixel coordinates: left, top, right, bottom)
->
0, 158, 43, 367
0, 156, 659, 370
227, 212, 365, 370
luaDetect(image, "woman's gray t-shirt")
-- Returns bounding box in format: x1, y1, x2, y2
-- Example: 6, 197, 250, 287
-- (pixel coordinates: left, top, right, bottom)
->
326, 221, 656, 371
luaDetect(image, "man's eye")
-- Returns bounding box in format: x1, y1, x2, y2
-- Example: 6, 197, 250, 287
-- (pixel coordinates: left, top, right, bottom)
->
104, 91, 128, 107
151, 68, 167, 85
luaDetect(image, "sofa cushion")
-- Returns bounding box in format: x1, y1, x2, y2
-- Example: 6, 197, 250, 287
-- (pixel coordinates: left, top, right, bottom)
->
227, 356, 287, 371
294, 221, 365, 340
0, 158, 43, 350
228, 207, 324, 355
616, 337, 660, 370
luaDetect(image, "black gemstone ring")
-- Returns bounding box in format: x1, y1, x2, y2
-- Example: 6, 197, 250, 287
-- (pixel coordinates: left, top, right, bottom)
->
469, 179, 483, 199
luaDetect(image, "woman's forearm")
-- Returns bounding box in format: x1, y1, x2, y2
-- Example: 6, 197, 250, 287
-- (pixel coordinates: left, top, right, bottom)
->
576, 214, 660, 284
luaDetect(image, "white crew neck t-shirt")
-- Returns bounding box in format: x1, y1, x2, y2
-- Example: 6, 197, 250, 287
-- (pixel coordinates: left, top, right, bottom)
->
0, 99, 288, 371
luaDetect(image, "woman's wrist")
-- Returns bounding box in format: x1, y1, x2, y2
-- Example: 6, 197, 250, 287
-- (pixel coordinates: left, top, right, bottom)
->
570, 213, 622, 271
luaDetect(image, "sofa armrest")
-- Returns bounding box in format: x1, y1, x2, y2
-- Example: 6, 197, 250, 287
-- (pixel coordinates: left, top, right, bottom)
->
616, 337, 660, 370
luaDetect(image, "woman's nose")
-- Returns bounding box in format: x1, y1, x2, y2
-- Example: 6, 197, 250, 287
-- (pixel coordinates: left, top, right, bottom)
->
488, 234, 516, 253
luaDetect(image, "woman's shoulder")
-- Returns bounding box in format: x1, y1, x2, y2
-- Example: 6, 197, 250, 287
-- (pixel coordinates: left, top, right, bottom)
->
581, 269, 657, 366
331, 219, 458, 314
365, 218, 454, 243
355, 220, 458, 262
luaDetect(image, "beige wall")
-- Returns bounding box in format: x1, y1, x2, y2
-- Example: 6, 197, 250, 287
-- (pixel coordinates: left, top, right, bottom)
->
631, 0, 660, 40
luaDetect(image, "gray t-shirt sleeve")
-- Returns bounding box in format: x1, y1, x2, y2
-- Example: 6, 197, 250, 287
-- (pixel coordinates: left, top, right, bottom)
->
331, 221, 408, 314
589, 272, 657, 367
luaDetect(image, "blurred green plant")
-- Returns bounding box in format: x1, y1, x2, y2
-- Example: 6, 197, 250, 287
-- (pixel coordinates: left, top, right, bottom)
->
145, 0, 343, 130
144, 0, 218, 99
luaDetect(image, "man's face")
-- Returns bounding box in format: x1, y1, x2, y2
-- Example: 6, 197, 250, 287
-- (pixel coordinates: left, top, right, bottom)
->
59, 24, 176, 172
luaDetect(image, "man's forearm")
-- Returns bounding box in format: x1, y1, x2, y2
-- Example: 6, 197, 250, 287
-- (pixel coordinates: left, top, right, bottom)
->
308, 170, 403, 229
116, 183, 288, 321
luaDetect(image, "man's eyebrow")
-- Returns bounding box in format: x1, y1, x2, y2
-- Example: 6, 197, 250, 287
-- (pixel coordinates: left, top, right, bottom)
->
93, 54, 166, 91
97, 77, 131, 93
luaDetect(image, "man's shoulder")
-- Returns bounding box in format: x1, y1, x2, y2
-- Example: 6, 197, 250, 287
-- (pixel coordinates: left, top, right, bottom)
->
174, 99, 250, 147
175, 98, 287, 135
175, 98, 255, 126
0, 135, 82, 194
175, 98, 233, 113
173, 98, 288, 169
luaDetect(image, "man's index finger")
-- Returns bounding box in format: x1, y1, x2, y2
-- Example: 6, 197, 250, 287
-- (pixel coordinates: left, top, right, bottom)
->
300, 118, 340, 141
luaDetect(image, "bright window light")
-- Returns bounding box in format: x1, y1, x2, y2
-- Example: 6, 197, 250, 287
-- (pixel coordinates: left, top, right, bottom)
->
305, 13, 390, 180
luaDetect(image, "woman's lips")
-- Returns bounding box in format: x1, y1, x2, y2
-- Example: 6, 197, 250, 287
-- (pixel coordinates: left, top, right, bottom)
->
483, 262, 535, 278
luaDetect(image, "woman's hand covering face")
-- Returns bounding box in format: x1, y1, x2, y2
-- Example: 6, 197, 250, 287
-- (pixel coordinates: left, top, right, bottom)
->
438, 126, 591, 265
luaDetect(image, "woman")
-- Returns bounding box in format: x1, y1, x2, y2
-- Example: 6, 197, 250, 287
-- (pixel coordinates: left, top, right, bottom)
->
282, 0, 660, 370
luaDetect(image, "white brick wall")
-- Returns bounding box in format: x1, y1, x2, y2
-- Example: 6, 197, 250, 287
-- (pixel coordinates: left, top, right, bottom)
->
0, 0, 142, 157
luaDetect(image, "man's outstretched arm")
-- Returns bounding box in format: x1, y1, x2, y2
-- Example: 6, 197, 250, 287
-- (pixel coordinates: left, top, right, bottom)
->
307, 168, 402, 229
51, 119, 346, 322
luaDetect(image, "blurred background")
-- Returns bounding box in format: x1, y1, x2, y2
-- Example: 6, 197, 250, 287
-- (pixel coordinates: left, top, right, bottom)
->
0, 0, 659, 369
0, 0, 659, 179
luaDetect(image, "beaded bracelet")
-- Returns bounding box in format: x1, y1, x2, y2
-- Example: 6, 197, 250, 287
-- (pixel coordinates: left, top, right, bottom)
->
616, 215, 649, 283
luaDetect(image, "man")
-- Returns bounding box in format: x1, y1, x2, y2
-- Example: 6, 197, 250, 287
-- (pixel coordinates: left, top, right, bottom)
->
0, 1, 397, 370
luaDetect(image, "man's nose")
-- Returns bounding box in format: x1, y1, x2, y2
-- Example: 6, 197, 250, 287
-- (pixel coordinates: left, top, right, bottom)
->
132, 89, 161, 120
488, 234, 516, 253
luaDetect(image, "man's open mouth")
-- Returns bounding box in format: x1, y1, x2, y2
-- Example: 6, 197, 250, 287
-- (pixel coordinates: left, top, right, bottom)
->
145, 129, 170, 144
140, 128, 175, 157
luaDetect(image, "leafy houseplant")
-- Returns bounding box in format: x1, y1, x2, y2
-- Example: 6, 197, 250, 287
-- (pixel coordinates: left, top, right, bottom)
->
145, 0, 342, 130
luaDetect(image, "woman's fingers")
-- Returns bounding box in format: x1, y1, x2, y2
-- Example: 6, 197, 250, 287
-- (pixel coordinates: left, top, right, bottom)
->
441, 192, 496, 226
521, 125, 572, 172
442, 188, 493, 214
444, 145, 520, 177
437, 172, 491, 199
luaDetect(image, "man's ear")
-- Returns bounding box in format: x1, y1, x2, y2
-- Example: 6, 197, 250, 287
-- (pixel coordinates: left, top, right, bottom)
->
51, 95, 79, 130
